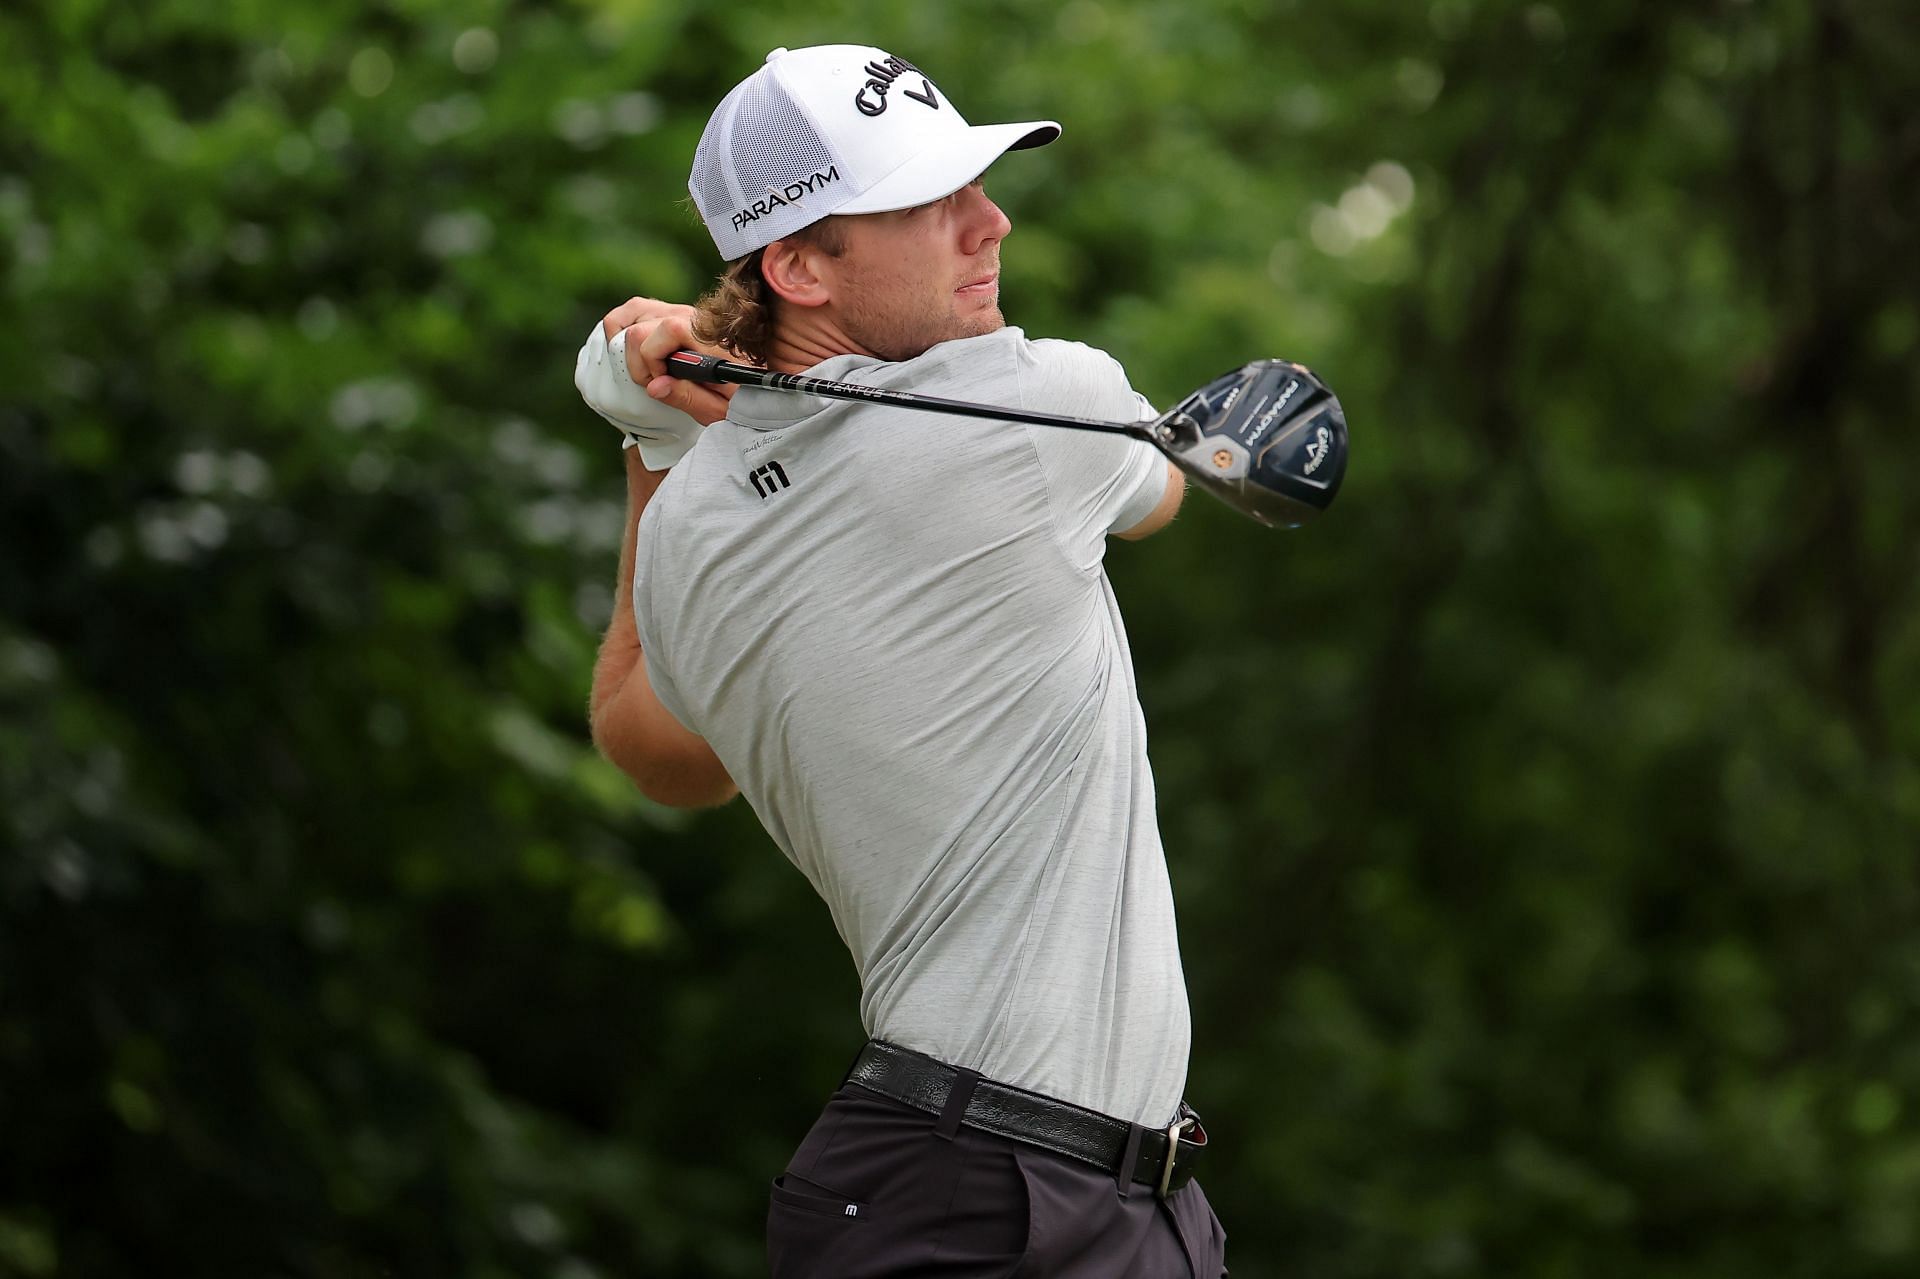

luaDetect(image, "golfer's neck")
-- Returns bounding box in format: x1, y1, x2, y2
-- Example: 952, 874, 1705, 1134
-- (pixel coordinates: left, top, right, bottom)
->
766, 311, 876, 374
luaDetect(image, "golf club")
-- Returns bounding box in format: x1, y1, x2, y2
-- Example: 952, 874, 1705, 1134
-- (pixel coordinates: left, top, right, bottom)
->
666, 351, 1348, 528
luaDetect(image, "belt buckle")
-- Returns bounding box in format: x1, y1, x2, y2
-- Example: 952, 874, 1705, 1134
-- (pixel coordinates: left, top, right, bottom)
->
1156, 1115, 1197, 1199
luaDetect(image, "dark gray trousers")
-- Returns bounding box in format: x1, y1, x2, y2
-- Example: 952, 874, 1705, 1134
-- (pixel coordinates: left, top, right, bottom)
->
767, 1085, 1228, 1277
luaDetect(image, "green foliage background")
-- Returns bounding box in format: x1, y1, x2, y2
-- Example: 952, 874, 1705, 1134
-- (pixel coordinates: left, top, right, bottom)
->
3, 0, 1916, 1275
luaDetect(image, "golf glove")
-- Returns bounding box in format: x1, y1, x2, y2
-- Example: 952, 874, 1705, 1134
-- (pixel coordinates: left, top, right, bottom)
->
574, 322, 704, 469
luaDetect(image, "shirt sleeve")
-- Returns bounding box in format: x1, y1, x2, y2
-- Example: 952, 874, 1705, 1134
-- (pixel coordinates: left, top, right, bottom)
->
632, 505, 696, 733
1015, 338, 1168, 573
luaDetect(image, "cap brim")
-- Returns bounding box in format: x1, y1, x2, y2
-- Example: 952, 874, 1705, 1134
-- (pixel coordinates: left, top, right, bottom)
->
834, 120, 1060, 216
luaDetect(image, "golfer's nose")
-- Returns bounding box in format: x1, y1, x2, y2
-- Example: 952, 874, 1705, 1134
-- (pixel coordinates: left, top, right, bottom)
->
958, 183, 1012, 254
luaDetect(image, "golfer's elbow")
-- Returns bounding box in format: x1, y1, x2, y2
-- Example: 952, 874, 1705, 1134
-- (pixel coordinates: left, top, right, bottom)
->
590, 706, 738, 809
635, 762, 740, 810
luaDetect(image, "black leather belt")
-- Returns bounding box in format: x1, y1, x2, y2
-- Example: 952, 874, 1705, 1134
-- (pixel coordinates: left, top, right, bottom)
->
844, 1040, 1208, 1198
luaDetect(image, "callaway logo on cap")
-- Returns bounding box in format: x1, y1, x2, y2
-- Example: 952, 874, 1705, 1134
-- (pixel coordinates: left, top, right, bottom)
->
689, 45, 1060, 260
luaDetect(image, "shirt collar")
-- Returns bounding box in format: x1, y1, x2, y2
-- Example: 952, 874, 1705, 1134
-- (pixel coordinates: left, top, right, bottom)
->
727, 353, 882, 430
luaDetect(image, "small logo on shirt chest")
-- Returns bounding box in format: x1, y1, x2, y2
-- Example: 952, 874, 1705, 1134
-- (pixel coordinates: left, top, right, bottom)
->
749, 461, 791, 498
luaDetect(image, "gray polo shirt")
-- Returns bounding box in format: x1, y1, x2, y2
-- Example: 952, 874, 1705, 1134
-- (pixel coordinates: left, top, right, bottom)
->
633, 326, 1189, 1125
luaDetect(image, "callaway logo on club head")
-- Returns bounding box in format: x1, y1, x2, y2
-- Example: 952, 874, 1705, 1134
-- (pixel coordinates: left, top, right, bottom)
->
854, 55, 939, 116
731, 166, 842, 233
1303, 424, 1332, 474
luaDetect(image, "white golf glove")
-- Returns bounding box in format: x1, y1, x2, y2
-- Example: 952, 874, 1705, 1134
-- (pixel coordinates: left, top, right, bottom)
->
573, 321, 705, 469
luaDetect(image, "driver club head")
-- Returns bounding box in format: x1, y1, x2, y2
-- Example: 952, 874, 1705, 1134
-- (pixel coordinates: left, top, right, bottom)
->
1145, 360, 1348, 528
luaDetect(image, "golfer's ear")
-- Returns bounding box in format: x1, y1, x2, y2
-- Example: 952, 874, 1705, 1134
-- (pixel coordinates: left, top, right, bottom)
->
761, 239, 831, 309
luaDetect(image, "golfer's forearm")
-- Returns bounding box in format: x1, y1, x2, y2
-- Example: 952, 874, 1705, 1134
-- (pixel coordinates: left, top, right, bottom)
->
589, 625, 640, 729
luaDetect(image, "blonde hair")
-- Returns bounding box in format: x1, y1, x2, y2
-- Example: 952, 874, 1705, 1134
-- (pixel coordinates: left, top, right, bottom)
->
692, 219, 847, 366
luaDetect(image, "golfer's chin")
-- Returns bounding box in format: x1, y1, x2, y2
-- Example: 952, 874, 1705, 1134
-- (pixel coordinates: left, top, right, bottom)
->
869, 305, 1006, 363
952, 304, 1006, 340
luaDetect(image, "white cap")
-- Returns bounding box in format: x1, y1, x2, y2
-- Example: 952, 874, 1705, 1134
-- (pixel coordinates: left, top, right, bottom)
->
689, 45, 1059, 260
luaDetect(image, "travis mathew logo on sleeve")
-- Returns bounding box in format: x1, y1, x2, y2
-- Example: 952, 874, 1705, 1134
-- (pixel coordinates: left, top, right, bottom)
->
731, 166, 841, 233
853, 56, 939, 116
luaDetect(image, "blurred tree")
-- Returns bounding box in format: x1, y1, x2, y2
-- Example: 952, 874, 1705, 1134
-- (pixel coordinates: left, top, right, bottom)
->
0, 0, 1914, 1276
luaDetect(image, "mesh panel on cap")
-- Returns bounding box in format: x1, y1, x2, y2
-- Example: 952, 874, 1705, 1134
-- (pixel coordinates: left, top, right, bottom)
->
691, 69, 844, 260
689, 87, 744, 224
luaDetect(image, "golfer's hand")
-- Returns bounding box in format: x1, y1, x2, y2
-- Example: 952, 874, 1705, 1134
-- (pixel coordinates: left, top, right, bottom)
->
618, 310, 736, 428
575, 298, 734, 469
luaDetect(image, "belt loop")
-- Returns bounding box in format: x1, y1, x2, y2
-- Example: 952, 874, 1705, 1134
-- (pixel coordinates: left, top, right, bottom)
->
1115, 1123, 1144, 1199
934, 1068, 980, 1141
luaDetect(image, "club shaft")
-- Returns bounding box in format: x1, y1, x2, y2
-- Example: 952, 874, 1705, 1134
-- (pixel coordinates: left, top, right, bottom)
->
669, 352, 1147, 439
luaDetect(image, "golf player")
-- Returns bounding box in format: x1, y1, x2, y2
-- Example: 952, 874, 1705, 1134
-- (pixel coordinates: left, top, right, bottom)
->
577, 45, 1225, 1277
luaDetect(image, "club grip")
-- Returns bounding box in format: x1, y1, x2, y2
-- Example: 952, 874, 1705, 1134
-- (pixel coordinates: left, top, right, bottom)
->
665, 350, 725, 383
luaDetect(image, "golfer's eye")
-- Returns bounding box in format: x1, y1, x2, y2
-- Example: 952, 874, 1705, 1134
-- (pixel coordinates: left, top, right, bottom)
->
913, 180, 984, 217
